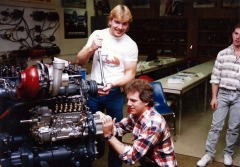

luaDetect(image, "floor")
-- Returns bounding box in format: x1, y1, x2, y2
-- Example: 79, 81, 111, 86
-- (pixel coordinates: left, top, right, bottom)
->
92, 141, 238, 167
92, 83, 240, 167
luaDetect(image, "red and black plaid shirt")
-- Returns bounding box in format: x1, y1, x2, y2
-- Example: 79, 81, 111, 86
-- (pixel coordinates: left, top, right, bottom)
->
116, 108, 177, 167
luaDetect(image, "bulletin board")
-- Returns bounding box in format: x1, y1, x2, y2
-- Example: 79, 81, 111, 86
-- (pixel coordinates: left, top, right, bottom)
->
0, 5, 58, 52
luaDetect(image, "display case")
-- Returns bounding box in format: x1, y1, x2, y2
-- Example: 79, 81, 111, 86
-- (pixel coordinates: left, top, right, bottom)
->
197, 18, 239, 58
127, 18, 188, 57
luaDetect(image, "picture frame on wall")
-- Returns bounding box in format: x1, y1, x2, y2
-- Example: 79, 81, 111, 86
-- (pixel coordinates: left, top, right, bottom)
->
94, 0, 111, 16
31, 0, 54, 4
62, 0, 86, 8
193, 0, 214, 8
64, 9, 88, 39
159, 0, 183, 16
132, 0, 150, 8
222, 0, 240, 7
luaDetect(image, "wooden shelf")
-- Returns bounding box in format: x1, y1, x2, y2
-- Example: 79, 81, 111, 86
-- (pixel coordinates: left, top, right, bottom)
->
127, 18, 188, 57
196, 18, 239, 58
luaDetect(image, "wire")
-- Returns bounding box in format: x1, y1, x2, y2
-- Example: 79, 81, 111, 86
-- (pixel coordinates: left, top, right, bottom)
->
0, 7, 60, 50
51, 21, 60, 36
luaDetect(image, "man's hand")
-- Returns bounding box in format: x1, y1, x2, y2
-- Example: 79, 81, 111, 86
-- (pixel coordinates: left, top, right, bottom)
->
98, 83, 113, 96
91, 36, 102, 51
102, 115, 116, 137
96, 111, 105, 120
210, 98, 218, 110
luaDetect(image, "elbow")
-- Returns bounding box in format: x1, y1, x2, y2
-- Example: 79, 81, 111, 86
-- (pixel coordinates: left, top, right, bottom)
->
129, 73, 136, 81
76, 55, 85, 66
75, 58, 82, 66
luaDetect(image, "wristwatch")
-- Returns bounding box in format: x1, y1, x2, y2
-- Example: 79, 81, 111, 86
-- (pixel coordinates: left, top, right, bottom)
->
105, 134, 113, 140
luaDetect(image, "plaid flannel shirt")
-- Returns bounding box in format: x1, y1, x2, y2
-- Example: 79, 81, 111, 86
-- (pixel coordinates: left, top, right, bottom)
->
115, 108, 177, 167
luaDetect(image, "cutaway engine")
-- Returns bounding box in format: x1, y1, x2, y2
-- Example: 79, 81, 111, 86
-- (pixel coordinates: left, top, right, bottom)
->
0, 59, 104, 167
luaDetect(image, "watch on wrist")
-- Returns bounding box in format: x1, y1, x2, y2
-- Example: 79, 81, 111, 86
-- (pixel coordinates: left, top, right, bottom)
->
105, 134, 113, 140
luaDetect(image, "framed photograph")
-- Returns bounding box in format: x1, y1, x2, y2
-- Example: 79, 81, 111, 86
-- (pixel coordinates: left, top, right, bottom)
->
193, 0, 214, 8
94, 0, 111, 16
160, 0, 183, 16
31, 0, 54, 4
222, 0, 240, 7
64, 9, 88, 39
132, 0, 150, 8
62, 0, 86, 8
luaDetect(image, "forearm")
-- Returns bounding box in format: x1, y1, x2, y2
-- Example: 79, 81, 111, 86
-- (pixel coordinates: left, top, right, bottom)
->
106, 136, 125, 155
76, 45, 96, 66
112, 73, 135, 88
211, 84, 219, 99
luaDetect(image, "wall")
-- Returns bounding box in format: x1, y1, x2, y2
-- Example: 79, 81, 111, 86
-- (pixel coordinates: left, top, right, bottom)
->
2, 0, 237, 65
0, 0, 125, 68
0, 0, 93, 65
187, 0, 240, 57
125, 0, 240, 59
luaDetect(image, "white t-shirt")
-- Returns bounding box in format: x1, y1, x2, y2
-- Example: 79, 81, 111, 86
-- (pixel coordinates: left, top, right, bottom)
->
86, 28, 138, 84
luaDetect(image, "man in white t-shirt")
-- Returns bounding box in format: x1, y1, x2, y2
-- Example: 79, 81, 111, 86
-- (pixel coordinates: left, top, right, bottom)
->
76, 5, 138, 167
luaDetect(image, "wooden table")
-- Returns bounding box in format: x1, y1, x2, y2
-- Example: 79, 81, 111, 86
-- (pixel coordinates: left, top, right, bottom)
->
156, 60, 215, 134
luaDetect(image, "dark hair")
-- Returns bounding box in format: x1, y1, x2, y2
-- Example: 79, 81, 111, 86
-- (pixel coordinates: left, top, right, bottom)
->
124, 79, 154, 107
233, 23, 240, 32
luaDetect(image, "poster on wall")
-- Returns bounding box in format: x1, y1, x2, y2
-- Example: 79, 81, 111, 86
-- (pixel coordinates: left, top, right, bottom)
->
62, 0, 86, 8
132, 0, 150, 8
94, 0, 111, 16
31, 0, 54, 4
193, 0, 214, 8
222, 0, 240, 7
64, 9, 88, 39
159, 0, 183, 16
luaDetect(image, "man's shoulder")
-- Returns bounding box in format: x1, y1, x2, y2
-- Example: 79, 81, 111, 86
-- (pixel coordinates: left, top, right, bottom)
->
123, 33, 136, 42
92, 28, 109, 36
146, 110, 165, 122
120, 34, 137, 49
219, 45, 232, 54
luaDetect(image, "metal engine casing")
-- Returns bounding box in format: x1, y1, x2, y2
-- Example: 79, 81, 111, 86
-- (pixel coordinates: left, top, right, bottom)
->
0, 59, 104, 167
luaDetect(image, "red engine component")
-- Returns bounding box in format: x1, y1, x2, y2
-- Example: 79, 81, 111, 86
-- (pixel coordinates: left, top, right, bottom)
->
16, 66, 40, 99
29, 48, 46, 58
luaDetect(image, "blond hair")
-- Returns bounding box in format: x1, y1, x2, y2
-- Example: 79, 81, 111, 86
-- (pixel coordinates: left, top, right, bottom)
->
108, 5, 133, 27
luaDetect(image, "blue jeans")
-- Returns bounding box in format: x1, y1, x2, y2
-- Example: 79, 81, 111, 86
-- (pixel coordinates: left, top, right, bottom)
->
206, 88, 240, 157
87, 87, 125, 167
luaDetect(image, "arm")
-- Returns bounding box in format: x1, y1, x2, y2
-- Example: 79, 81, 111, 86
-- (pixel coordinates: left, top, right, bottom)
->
102, 113, 165, 165
76, 36, 103, 66
101, 115, 125, 154
114, 60, 137, 87
101, 61, 137, 93
210, 84, 219, 110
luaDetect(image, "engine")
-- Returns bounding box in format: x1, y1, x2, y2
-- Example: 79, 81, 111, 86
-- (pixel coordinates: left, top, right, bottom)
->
0, 59, 104, 167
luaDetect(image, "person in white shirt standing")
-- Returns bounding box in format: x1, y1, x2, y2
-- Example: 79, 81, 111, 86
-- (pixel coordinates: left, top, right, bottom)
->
76, 5, 138, 167
197, 23, 240, 167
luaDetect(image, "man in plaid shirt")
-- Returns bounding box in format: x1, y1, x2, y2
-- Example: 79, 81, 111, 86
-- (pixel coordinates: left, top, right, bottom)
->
98, 79, 177, 167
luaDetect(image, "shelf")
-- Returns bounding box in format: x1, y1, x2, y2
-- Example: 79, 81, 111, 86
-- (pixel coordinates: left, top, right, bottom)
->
198, 18, 238, 31
197, 44, 229, 47
128, 18, 188, 57
196, 18, 239, 58
137, 42, 187, 45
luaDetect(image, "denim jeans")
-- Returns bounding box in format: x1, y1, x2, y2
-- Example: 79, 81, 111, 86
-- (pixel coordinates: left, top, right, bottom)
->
206, 88, 240, 157
87, 87, 125, 167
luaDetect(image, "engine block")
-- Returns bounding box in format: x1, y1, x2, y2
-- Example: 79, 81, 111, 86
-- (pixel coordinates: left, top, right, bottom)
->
0, 59, 104, 167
